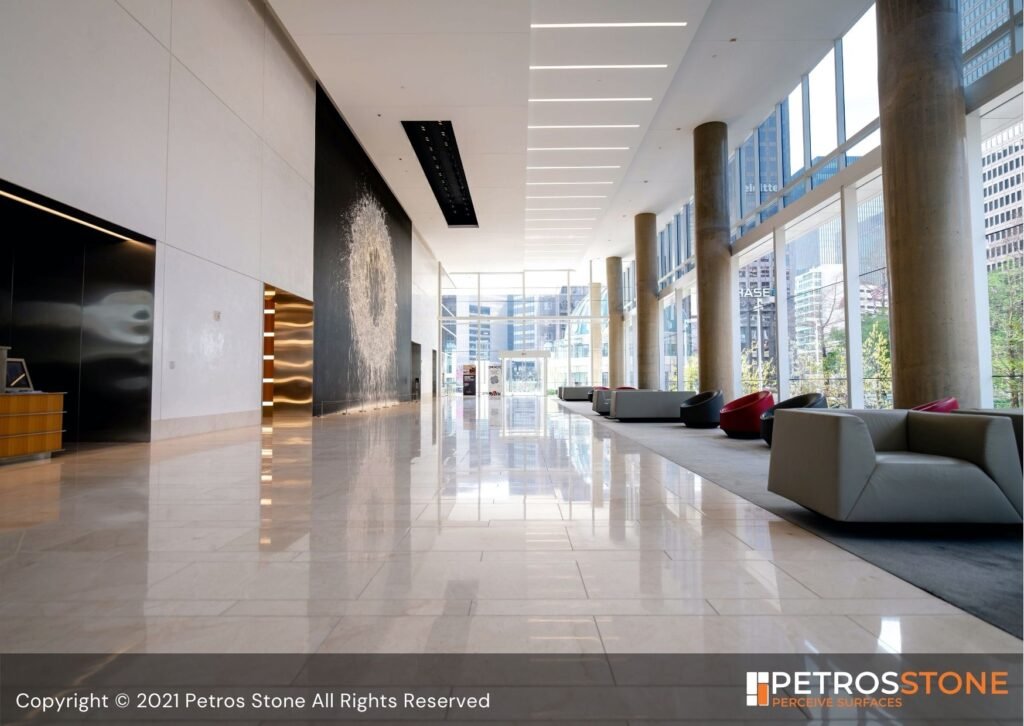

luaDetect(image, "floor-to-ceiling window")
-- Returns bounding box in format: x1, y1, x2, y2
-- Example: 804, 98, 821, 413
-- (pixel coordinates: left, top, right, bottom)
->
738, 240, 778, 395
785, 200, 848, 406
679, 287, 699, 391
979, 104, 1024, 407
843, 5, 881, 158
856, 172, 893, 408
661, 294, 678, 391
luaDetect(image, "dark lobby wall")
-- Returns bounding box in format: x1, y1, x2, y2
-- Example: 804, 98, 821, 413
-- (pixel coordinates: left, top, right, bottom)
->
313, 85, 412, 415
0, 184, 155, 442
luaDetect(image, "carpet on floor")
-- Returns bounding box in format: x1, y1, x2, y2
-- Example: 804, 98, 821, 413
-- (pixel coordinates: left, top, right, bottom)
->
559, 400, 1023, 638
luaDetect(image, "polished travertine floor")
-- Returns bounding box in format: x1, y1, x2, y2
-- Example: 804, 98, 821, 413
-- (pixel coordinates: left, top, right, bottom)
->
0, 397, 1019, 654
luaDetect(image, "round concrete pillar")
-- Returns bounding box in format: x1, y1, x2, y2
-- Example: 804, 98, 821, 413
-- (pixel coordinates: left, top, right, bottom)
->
634, 213, 660, 389
693, 121, 736, 400
605, 256, 624, 387
878, 0, 980, 408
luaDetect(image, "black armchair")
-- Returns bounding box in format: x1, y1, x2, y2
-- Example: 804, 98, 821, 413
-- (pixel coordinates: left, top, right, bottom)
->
679, 390, 723, 428
760, 392, 828, 446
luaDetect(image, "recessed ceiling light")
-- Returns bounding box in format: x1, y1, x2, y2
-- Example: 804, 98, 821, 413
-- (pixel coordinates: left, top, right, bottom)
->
529, 64, 668, 70
531, 22, 687, 28
527, 147, 628, 151
527, 165, 622, 169
526, 181, 613, 186
528, 124, 639, 130
526, 195, 608, 199
529, 97, 652, 102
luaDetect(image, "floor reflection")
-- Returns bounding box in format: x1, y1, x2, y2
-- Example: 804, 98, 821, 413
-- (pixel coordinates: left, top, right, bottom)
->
0, 397, 1017, 655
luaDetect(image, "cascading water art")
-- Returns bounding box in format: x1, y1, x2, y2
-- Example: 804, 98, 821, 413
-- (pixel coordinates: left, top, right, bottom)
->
342, 192, 397, 408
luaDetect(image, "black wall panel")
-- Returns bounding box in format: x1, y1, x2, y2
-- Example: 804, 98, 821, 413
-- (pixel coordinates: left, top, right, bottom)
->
0, 183, 155, 442
79, 238, 155, 441
313, 85, 412, 415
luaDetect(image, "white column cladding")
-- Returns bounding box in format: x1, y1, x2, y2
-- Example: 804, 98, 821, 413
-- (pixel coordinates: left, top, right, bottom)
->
841, 183, 864, 408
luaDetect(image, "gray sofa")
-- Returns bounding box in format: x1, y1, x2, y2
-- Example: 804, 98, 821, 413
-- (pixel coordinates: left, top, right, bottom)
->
610, 390, 696, 421
558, 386, 594, 401
768, 409, 1022, 523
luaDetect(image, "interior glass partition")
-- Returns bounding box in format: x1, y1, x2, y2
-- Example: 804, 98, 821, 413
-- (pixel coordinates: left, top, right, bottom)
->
438, 269, 607, 396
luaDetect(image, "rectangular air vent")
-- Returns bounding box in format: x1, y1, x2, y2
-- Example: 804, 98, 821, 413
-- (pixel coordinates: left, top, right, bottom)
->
401, 120, 478, 228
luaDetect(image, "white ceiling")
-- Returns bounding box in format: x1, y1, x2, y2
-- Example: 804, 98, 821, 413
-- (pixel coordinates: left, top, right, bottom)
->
269, 0, 872, 272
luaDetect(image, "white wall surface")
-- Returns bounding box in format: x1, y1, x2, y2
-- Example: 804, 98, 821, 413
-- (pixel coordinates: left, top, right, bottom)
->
411, 228, 440, 398
0, 0, 315, 437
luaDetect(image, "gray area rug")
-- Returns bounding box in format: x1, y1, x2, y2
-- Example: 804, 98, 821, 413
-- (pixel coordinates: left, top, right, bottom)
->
560, 400, 1023, 638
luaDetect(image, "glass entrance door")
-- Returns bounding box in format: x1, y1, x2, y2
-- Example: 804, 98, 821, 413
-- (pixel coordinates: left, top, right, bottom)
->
503, 358, 544, 395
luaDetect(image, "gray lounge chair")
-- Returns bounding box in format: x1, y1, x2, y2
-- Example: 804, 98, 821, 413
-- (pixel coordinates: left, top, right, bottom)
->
768, 409, 1022, 523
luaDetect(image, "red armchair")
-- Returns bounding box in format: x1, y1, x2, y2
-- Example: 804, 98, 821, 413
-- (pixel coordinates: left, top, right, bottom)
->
720, 390, 775, 439
911, 397, 959, 413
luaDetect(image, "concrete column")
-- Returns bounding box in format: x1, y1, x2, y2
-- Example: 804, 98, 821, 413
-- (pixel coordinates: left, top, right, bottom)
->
605, 256, 624, 387
634, 213, 660, 389
589, 281, 603, 385
877, 0, 980, 408
693, 121, 736, 400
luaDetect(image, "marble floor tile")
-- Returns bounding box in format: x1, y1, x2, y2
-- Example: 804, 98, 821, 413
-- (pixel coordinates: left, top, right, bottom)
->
134, 616, 340, 653
144, 561, 383, 601
849, 614, 1023, 654
707, 597, 961, 616
357, 560, 588, 600
771, 560, 931, 599
0, 397, 1015, 656
317, 615, 605, 654
224, 598, 473, 617
578, 559, 819, 600
469, 598, 714, 616
595, 614, 883, 653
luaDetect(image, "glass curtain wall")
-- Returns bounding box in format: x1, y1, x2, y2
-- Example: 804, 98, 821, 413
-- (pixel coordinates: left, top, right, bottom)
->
979, 108, 1024, 407
728, 5, 884, 237
656, 203, 697, 289
785, 200, 849, 406
679, 288, 699, 391
738, 241, 778, 395
661, 294, 678, 391
856, 173, 893, 408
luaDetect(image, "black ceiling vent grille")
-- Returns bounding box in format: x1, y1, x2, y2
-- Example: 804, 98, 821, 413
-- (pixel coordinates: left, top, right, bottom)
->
402, 120, 478, 228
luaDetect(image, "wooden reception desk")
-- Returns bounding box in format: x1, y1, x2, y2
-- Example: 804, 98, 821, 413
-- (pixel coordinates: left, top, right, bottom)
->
0, 393, 64, 459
